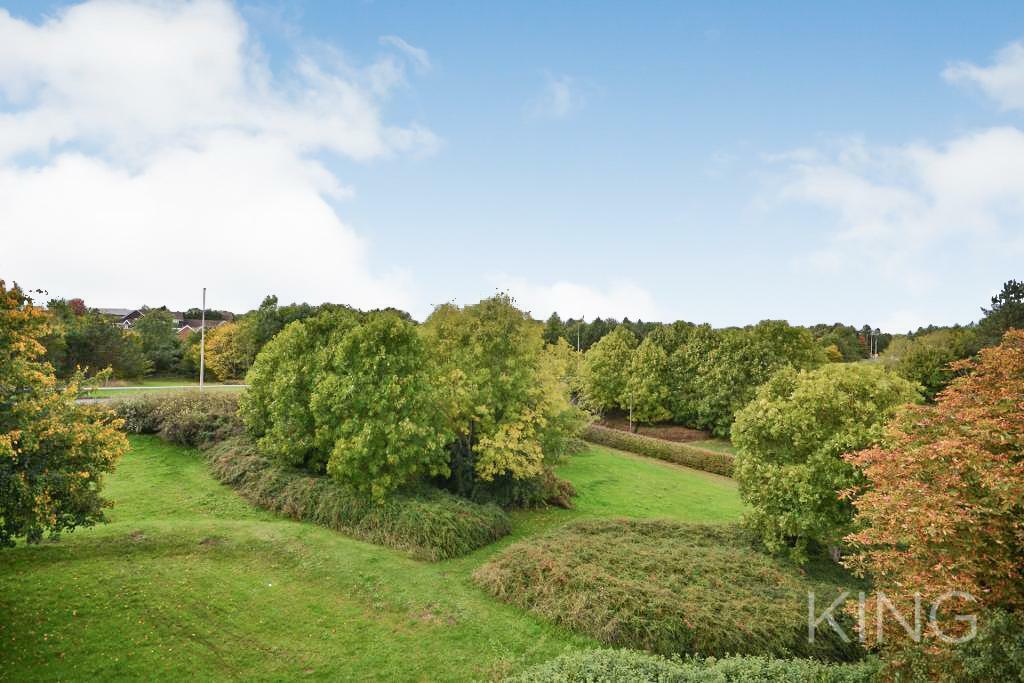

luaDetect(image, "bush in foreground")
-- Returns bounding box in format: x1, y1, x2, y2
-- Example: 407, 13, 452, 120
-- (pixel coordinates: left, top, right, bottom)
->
205, 437, 511, 561
505, 649, 881, 683
582, 424, 734, 476
474, 519, 863, 661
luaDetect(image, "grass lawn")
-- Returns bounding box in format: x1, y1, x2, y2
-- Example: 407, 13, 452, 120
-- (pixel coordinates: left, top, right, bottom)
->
688, 438, 736, 455
86, 384, 246, 399
0, 437, 743, 681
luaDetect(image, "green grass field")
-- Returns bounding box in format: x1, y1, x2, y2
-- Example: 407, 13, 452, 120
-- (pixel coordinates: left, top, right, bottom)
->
86, 380, 246, 399
0, 437, 743, 681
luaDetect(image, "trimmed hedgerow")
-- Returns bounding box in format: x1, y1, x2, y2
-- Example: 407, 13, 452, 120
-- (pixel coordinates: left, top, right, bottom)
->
113, 391, 243, 447
504, 649, 881, 683
474, 519, 864, 661
583, 424, 735, 477
205, 437, 511, 561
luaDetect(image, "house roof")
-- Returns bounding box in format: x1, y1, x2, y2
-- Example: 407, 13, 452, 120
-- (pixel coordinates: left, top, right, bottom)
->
97, 307, 135, 317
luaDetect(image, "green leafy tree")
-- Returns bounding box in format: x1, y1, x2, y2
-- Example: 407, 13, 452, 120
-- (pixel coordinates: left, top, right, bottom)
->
312, 313, 452, 498
732, 363, 920, 562
666, 324, 720, 426
623, 337, 672, 424
542, 312, 566, 345
423, 295, 584, 499
693, 321, 826, 437
977, 279, 1024, 348
134, 308, 181, 374
59, 311, 148, 379
241, 309, 361, 473
580, 325, 638, 412
0, 281, 128, 546
882, 327, 977, 400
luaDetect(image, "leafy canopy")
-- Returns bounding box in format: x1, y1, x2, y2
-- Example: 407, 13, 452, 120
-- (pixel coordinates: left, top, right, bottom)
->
0, 281, 128, 547
733, 362, 920, 562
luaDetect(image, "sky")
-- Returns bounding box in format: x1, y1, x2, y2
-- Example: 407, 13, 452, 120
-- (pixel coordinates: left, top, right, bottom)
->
1, 1, 1022, 332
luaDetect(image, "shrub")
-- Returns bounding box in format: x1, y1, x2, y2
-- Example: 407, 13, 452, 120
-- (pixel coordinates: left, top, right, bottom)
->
205, 437, 511, 561
113, 391, 242, 447
732, 363, 920, 562
504, 649, 881, 683
582, 424, 734, 477
474, 519, 864, 661
881, 327, 977, 400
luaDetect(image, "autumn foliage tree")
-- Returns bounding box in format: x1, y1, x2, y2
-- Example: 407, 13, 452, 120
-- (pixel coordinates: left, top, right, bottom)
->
843, 329, 1024, 671
0, 281, 128, 546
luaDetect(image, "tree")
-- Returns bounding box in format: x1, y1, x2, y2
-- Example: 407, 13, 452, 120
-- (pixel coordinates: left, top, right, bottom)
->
732, 363, 920, 562
240, 309, 361, 473
978, 279, 1024, 348
693, 321, 826, 437
580, 325, 638, 412
882, 327, 978, 401
203, 320, 255, 381
313, 313, 452, 498
134, 308, 181, 374
542, 312, 566, 345
422, 294, 585, 500
666, 324, 720, 426
60, 310, 148, 379
843, 330, 1024, 671
0, 281, 128, 547
623, 337, 672, 424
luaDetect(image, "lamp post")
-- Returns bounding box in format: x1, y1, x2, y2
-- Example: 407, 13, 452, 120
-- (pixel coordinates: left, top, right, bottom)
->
199, 287, 206, 391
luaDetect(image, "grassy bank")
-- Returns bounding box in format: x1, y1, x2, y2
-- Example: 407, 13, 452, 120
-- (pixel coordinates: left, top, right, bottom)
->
0, 436, 744, 681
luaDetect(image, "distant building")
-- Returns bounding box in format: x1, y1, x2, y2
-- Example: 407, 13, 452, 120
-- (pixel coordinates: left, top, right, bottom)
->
96, 307, 233, 336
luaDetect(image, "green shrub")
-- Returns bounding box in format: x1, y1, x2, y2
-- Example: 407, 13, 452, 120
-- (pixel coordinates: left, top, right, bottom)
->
583, 424, 734, 477
505, 649, 881, 683
112, 394, 163, 434
474, 519, 864, 661
113, 391, 243, 447
205, 437, 511, 561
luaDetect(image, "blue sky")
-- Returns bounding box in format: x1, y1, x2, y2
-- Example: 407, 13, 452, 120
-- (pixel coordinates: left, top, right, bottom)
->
2, 1, 1022, 331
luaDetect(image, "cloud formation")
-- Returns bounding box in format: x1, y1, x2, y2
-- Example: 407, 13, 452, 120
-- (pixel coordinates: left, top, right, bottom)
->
0, 0, 433, 312
943, 39, 1024, 110
493, 276, 662, 321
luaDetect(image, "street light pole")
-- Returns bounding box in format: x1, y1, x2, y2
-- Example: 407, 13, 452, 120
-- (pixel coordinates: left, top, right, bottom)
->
199, 287, 206, 391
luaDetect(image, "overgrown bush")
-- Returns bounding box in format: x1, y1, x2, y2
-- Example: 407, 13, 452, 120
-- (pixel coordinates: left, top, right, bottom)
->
583, 424, 734, 476
474, 519, 864, 661
505, 649, 881, 683
113, 391, 242, 447
205, 437, 511, 561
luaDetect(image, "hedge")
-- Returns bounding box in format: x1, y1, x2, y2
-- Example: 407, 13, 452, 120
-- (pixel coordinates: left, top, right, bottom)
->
504, 649, 881, 683
113, 391, 243, 447
583, 424, 735, 477
205, 437, 511, 561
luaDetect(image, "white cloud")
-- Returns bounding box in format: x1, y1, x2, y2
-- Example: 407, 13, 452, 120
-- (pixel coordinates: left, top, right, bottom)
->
526, 72, 584, 120
379, 35, 431, 73
492, 277, 662, 321
776, 127, 1024, 296
943, 39, 1024, 110
0, 0, 434, 312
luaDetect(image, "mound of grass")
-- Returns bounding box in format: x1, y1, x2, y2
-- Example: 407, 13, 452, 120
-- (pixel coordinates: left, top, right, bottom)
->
474, 519, 864, 661
583, 424, 735, 477
504, 649, 880, 682
205, 437, 511, 561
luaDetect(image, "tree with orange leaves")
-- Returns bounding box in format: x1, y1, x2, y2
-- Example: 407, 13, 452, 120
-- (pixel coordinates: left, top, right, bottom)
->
0, 280, 128, 546
843, 329, 1024, 671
